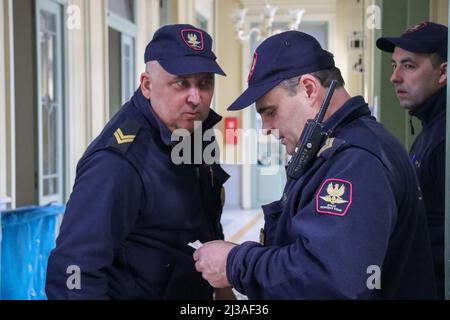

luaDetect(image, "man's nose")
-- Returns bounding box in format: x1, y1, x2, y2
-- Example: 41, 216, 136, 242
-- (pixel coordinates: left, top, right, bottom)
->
187, 87, 201, 105
262, 121, 272, 136
390, 67, 402, 84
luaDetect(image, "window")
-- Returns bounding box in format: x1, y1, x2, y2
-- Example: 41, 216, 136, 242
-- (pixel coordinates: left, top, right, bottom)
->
35, 0, 64, 204
108, 0, 134, 22
108, 0, 137, 117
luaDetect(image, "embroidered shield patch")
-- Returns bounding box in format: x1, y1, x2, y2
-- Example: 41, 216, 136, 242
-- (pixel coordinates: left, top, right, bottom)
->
316, 178, 352, 216
181, 29, 204, 51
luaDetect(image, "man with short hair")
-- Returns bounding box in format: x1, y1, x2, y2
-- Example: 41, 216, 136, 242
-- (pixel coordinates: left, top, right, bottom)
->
377, 21, 447, 298
46, 24, 232, 299
194, 31, 436, 299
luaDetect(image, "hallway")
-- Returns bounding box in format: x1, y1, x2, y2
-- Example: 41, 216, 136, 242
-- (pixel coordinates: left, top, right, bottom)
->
221, 208, 263, 244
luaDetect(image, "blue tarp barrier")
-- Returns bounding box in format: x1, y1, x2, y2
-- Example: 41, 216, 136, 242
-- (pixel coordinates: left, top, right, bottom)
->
1, 204, 64, 300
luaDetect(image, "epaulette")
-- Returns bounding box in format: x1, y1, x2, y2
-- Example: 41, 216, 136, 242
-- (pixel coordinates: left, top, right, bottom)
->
106, 118, 142, 153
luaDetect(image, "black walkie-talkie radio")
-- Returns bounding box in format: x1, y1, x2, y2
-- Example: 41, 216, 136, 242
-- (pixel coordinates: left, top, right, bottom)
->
286, 80, 338, 179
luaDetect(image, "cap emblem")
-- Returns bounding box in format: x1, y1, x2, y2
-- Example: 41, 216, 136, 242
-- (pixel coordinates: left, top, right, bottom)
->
404, 21, 428, 34
248, 52, 258, 82
181, 29, 204, 51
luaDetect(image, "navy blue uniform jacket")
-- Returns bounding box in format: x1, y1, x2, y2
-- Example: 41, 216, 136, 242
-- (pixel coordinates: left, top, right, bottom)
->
46, 89, 229, 299
226, 96, 436, 299
409, 86, 446, 298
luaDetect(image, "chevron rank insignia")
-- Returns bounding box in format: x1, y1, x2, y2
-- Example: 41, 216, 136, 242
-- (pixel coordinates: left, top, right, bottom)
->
114, 128, 136, 145
316, 178, 352, 217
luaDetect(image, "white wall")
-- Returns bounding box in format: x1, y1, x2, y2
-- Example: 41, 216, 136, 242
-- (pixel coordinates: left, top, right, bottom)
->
87, 0, 108, 138
65, 0, 89, 192
177, 0, 195, 23
135, 0, 160, 76
62, 0, 109, 194
0, 0, 7, 208
0, 0, 15, 209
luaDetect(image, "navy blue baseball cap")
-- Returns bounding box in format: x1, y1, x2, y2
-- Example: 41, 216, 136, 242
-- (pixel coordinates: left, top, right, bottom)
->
144, 24, 226, 76
228, 31, 335, 111
376, 21, 448, 59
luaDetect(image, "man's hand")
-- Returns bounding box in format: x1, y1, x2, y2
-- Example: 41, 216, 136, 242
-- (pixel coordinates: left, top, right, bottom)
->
193, 240, 237, 288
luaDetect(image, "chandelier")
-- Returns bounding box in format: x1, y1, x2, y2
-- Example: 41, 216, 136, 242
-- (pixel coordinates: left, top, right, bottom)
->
232, 2, 305, 41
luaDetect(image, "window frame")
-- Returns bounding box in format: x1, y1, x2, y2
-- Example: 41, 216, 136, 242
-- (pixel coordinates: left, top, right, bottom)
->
107, 7, 137, 112
35, 0, 65, 205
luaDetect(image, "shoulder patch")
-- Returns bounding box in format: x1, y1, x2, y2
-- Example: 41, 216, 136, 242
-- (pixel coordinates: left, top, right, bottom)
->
316, 178, 352, 217
107, 119, 141, 153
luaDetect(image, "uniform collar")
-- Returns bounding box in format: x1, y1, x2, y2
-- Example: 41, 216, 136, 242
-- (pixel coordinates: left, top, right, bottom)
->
409, 86, 446, 127
132, 88, 222, 146
323, 96, 371, 133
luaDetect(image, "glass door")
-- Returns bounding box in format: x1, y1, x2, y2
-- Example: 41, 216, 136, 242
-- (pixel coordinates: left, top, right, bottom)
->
35, 0, 64, 205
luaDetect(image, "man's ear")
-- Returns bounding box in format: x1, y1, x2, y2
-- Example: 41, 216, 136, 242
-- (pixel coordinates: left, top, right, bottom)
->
140, 72, 151, 99
299, 75, 320, 102
438, 62, 447, 85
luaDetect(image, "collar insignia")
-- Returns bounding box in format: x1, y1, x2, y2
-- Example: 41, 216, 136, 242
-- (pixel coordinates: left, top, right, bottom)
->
317, 137, 335, 157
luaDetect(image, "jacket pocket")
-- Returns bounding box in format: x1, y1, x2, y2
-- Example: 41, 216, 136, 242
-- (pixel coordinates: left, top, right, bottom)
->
124, 245, 174, 299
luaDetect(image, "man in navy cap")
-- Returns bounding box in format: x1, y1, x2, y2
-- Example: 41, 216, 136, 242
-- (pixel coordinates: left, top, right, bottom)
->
194, 31, 436, 299
46, 24, 233, 299
377, 21, 447, 298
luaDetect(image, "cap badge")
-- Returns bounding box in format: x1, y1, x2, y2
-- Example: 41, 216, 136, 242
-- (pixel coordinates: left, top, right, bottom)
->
181, 29, 204, 51
404, 21, 428, 34
248, 52, 258, 82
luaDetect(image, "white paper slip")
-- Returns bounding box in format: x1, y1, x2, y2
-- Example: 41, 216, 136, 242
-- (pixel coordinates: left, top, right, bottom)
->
187, 240, 203, 250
